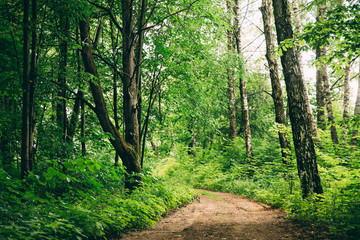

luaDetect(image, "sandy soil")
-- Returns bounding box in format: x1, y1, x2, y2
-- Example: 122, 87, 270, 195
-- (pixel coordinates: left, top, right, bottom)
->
119, 190, 328, 240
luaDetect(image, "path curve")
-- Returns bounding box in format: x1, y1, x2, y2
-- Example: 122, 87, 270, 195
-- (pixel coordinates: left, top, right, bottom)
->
120, 190, 326, 240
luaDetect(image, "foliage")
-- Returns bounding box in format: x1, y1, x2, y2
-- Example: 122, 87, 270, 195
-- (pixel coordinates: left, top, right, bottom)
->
0, 157, 195, 240
153, 126, 360, 239
302, 1, 360, 62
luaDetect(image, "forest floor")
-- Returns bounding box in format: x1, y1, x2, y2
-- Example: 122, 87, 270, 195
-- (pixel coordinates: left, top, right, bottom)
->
118, 190, 329, 240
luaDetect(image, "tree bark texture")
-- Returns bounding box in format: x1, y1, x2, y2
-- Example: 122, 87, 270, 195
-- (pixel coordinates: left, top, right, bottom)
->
292, 0, 319, 138
229, 0, 252, 156
29, 0, 37, 170
315, 4, 327, 130
351, 63, 360, 151
56, 13, 69, 139
122, 0, 140, 157
260, 0, 291, 163
21, 0, 31, 178
342, 64, 351, 141
79, 17, 141, 191
272, 0, 323, 198
226, 0, 237, 140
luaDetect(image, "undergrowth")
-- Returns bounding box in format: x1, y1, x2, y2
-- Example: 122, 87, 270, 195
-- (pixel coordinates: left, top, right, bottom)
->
0, 156, 195, 240
152, 136, 360, 240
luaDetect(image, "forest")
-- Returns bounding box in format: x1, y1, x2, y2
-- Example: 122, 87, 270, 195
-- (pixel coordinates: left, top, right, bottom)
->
0, 0, 359, 239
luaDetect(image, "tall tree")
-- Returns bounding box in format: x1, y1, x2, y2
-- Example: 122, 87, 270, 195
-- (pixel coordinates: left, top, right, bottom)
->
79, 14, 142, 190
292, 0, 319, 138
316, 2, 339, 146
56, 10, 69, 140
315, 3, 326, 130
226, 1, 237, 140
260, 0, 291, 163
351, 63, 360, 152
21, 0, 31, 178
228, 0, 252, 157
272, 0, 323, 198
342, 63, 351, 141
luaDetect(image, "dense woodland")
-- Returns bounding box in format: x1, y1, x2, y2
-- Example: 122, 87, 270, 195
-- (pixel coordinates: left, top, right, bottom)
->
0, 0, 359, 239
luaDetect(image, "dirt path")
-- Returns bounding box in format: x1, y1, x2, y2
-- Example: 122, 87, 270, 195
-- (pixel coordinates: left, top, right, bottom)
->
120, 190, 327, 240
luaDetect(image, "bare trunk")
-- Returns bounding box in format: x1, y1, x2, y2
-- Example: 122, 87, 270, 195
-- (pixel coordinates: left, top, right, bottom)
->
351, 63, 360, 151
323, 67, 339, 146
315, 4, 327, 130
80, 95, 86, 156
67, 90, 82, 142
110, 21, 120, 166
80, 17, 141, 191
29, 0, 37, 170
272, 0, 323, 198
230, 0, 252, 157
292, 0, 319, 138
342, 64, 351, 141
57, 14, 69, 140
260, 0, 291, 163
226, 1, 237, 140
21, 0, 31, 178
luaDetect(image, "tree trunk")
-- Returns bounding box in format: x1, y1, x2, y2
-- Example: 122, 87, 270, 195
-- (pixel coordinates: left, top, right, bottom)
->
351, 63, 360, 152
229, 0, 252, 157
226, 0, 237, 140
29, 0, 37, 170
79, 17, 141, 191
315, 4, 327, 130
272, 0, 323, 198
342, 64, 351, 141
260, 0, 291, 163
57, 14, 69, 140
292, 0, 319, 138
80, 95, 86, 156
324, 66, 339, 146
67, 90, 82, 142
21, 0, 31, 178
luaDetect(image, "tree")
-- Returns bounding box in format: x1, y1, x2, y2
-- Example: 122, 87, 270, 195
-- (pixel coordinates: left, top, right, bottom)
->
21, 0, 31, 178
226, 0, 237, 140
260, 0, 291, 163
227, 0, 252, 157
342, 63, 351, 141
292, 0, 319, 138
351, 63, 360, 152
272, 0, 323, 198
315, 2, 339, 146
79, 16, 142, 191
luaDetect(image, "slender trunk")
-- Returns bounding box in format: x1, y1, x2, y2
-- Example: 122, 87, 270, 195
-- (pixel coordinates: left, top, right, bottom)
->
21, 0, 31, 178
93, 16, 103, 49
80, 95, 86, 156
80, 17, 141, 191
226, 1, 237, 140
57, 14, 69, 139
272, 0, 323, 198
234, 0, 252, 158
324, 69, 339, 146
260, 0, 291, 163
29, 0, 37, 170
313, 3, 339, 147
228, 0, 252, 156
228, 74, 237, 139
342, 64, 351, 141
67, 90, 81, 142
315, 4, 327, 130
351, 63, 360, 152
239, 76, 253, 158
136, 0, 147, 162
110, 21, 120, 166
293, 0, 319, 138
